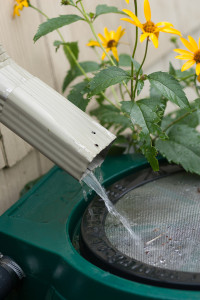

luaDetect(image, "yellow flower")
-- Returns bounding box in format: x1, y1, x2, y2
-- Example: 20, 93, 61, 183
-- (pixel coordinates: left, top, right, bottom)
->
174, 36, 200, 75
125, 0, 129, 3
121, 0, 181, 48
13, 0, 29, 18
87, 26, 125, 62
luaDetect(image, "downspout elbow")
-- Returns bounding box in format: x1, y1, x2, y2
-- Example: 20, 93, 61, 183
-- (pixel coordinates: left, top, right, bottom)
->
0, 45, 116, 180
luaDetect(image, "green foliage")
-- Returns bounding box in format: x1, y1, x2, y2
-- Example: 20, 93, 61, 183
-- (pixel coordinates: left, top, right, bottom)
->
148, 71, 190, 109
121, 100, 167, 170
67, 81, 89, 111
137, 80, 144, 96
62, 61, 100, 92
89, 66, 131, 95
94, 5, 125, 19
34, 15, 83, 42
156, 125, 200, 175
90, 105, 131, 131
54, 41, 79, 68
32, 1, 200, 177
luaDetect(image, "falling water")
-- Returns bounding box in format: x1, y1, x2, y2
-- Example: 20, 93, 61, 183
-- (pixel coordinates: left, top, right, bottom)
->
83, 171, 140, 243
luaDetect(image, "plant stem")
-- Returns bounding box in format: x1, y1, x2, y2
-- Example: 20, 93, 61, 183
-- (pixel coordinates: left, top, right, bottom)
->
131, 0, 138, 100
163, 108, 197, 133
30, 3, 119, 110
119, 84, 125, 101
110, 86, 121, 107
78, 0, 131, 98
30, 3, 89, 80
102, 92, 121, 110
194, 74, 200, 97
178, 73, 195, 82
133, 39, 149, 100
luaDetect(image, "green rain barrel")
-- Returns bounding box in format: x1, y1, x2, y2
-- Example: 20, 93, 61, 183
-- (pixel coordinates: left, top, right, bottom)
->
0, 154, 200, 300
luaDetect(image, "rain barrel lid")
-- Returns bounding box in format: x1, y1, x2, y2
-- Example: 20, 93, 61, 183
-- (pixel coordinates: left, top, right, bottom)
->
80, 163, 200, 289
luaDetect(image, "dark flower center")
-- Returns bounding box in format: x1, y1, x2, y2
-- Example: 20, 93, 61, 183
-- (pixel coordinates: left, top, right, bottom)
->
107, 40, 117, 48
143, 21, 156, 33
194, 50, 200, 63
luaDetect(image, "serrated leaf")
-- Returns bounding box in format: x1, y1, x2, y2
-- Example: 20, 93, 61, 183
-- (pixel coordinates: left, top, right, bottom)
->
123, 101, 160, 170
95, 5, 125, 19
90, 105, 130, 130
67, 81, 89, 111
54, 41, 79, 68
156, 125, 200, 175
62, 61, 100, 92
34, 15, 83, 42
148, 71, 190, 109
89, 66, 130, 95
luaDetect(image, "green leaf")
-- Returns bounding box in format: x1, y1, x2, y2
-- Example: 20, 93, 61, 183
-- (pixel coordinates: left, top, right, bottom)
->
118, 54, 142, 73
121, 101, 160, 170
131, 58, 143, 74
118, 54, 131, 67
148, 71, 190, 109
63, 42, 79, 68
95, 5, 125, 19
62, 61, 100, 92
137, 80, 144, 96
169, 62, 176, 76
90, 105, 130, 130
67, 81, 89, 111
89, 66, 130, 95
156, 125, 200, 175
54, 41, 79, 68
34, 15, 83, 42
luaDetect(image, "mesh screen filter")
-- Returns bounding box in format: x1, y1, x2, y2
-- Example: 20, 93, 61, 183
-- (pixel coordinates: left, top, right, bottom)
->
105, 171, 200, 273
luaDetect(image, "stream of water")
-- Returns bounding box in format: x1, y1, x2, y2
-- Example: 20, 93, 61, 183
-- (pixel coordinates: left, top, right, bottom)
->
83, 171, 140, 243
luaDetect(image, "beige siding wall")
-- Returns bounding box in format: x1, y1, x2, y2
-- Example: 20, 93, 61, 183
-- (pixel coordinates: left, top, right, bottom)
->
0, 0, 200, 214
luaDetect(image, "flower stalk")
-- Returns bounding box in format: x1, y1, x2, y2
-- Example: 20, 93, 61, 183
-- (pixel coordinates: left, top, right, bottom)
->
131, 0, 138, 100
133, 39, 149, 100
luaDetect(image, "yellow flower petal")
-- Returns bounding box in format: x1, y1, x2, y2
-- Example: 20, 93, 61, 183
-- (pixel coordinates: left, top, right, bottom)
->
98, 33, 107, 44
120, 18, 138, 27
196, 63, 200, 75
150, 33, 159, 48
87, 41, 100, 47
175, 54, 194, 60
161, 27, 182, 37
144, 0, 151, 22
173, 49, 193, 55
125, 0, 129, 3
156, 22, 173, 27
140, 32, 149, 43
188, 36, 198, 52
110, 30, 115, 40
104, 27, 111, 41
122, 9, 143, 29
22, 1, 28, 7
111, 47, 119, 61
115, 26, 125, 42
101, 48, 110, 61
181, 60, 195, 72
180, 37, 197, 52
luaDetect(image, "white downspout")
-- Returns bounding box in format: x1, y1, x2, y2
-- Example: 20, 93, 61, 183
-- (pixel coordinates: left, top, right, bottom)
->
0, 45, 116, 180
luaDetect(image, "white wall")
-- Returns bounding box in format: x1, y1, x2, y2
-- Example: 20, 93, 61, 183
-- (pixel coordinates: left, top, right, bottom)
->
0, 0, 200, 214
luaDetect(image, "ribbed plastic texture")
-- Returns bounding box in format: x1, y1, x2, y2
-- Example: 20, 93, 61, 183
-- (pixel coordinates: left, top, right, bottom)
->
0, 45, 115, 180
